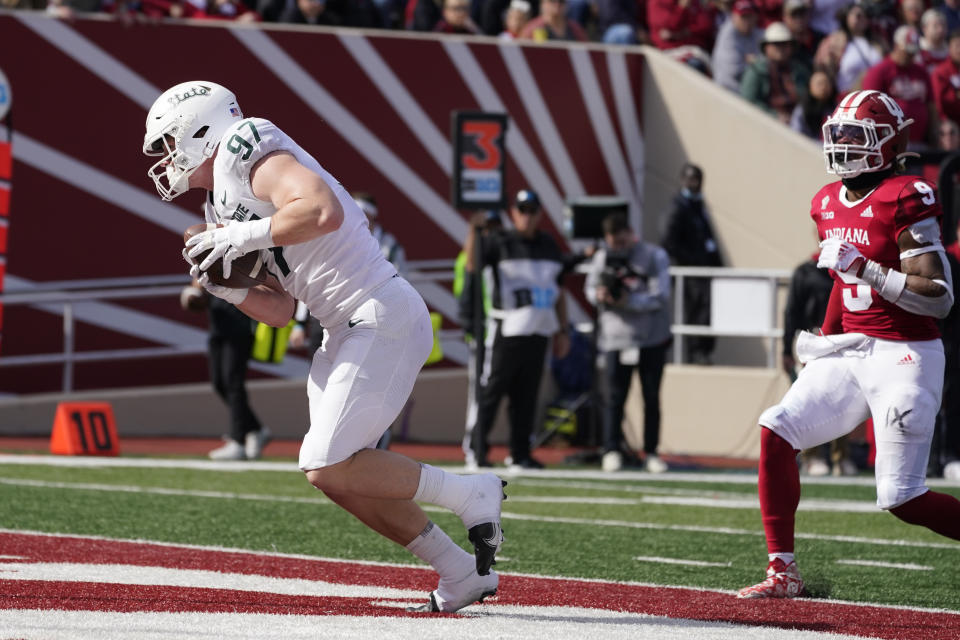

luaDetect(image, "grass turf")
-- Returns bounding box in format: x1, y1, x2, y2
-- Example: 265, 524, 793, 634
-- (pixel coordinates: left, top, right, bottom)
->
1, 462, 958, 611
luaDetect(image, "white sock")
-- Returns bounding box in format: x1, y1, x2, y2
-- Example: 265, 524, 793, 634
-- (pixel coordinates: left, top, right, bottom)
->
405, 521, 474, 581
769, 552, 795, 566
413, 463, 475, 514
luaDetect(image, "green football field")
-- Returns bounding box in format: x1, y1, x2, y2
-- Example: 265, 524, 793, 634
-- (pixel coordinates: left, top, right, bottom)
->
2, 456, 959, 612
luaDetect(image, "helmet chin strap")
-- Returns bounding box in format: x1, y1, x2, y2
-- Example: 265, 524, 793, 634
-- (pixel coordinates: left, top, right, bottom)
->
841, 166, 894, 193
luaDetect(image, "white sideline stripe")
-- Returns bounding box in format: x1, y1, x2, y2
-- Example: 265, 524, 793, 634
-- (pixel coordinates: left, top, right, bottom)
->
634, 556, 732, 568
0, 607, 879, 640
0, 561, 420, 600
499, 45, 585, 199
515, 478, 756, 498
607, 50, 645, 212
0, 454, 302, 472
5, 454, 960, 489
0, 476, 877, 514
16, 14, 160, 109
641, 495, 882, 513
338, 33, 451, 175
835, 559, 934, 571
569, 48, 639, 219
3, 476, 957, 551
230, 28, 468, 245
0, 477, 332, 505
446, 41, 565, 230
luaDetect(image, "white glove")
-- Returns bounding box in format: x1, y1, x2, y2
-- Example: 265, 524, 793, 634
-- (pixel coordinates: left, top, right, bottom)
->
817, 238, 866, 277
185, 217, 273, 279
196, 270, 249, 305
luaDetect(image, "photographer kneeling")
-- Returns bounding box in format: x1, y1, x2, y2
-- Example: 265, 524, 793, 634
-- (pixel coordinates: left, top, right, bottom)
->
585, 212, 672, 473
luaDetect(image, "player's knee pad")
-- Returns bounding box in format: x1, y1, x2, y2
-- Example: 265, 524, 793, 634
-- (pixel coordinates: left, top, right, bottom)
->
877, 477, 927, 510
758, 405, 802, 450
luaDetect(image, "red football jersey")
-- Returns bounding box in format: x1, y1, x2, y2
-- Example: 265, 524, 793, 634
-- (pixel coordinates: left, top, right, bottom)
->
810, 175, 942, 341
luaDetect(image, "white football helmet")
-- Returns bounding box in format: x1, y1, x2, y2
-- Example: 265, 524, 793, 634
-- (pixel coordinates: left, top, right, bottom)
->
143, 81, 242, 200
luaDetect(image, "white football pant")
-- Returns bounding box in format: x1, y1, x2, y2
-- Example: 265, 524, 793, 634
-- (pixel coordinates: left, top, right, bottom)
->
299, 276, 433, 470
760, 337, 943, 510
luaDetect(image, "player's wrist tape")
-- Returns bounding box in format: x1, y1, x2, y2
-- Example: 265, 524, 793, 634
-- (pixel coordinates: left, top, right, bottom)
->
859, 259, 906, 302
236, 217, 274, 251
860, 259, 953, 318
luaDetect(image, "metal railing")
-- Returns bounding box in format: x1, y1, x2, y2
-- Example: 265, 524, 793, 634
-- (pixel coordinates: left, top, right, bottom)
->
669, 266, 792, 368
0, 262, 460, 393
0, 263, 793, 393
0, 277, 201, 392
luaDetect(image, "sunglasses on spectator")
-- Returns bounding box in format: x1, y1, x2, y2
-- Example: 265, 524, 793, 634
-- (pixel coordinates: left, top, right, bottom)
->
516, 204, 541, 214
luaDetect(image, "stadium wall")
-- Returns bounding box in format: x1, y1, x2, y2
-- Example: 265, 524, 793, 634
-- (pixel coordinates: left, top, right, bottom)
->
0, 14, 824, 457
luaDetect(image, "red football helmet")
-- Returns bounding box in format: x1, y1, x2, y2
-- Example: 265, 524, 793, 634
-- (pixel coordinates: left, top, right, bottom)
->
822, 90, 913, 178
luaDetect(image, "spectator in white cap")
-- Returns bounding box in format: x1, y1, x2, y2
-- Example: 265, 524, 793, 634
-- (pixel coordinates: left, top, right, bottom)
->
741, 21, 812, 123
498, 0, 530, 39
712, 0, 764, 92
863, 25, 937, 150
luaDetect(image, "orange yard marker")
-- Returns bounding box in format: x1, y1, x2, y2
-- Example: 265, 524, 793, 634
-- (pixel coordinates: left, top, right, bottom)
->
49, 402, 120, 456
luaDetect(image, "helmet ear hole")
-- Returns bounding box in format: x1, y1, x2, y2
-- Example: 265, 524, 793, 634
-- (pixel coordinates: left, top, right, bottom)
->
192, 126, 209, 139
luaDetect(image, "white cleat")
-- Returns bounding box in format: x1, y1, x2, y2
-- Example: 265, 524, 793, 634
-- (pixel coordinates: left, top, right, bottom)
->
408, 569, 499, 613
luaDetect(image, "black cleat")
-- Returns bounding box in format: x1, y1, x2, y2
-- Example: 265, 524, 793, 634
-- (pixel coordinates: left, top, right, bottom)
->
468, 521, 503, 576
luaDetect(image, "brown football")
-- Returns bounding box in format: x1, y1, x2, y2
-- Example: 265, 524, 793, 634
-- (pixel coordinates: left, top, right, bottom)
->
183, 223, 267, 289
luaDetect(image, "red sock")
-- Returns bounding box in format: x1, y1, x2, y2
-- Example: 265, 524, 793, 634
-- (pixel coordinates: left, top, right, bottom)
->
890, 491, 960, 540
758, 427, 801, 554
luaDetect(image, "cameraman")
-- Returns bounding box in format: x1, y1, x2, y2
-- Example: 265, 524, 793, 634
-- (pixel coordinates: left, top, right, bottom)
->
585, 212, 672, 473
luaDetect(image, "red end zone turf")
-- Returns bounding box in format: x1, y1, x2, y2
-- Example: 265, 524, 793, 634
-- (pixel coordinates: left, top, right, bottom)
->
0, 531, 957, 639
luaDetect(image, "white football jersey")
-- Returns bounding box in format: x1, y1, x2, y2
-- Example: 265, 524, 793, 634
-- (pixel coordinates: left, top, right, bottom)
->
204, 118, 396, 327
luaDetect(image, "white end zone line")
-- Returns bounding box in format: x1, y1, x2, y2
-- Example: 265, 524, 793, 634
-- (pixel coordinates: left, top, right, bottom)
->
1, 528, 954, 618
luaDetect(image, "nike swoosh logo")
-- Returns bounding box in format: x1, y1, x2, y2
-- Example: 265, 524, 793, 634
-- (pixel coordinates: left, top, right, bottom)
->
482, 522, 502, 547
221, 192, 227, 205
348, 319, 362, 328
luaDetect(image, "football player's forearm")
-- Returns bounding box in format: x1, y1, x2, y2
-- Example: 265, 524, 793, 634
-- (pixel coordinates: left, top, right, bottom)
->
238, 285, 296, 327
269, 196, 343, 246
859, 260, 952, 318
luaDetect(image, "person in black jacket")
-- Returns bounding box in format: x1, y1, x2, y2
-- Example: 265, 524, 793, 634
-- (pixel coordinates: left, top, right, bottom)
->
934, 241, 960, 478
661, 163, 722, 364
181, 283, 271, 460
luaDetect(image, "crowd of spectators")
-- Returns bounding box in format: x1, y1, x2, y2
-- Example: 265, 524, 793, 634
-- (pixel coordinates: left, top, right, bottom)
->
648, 0, 960, 153
21, 0, 960, 148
